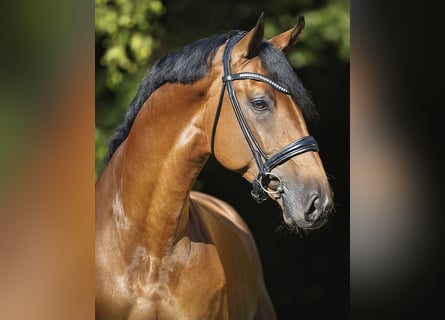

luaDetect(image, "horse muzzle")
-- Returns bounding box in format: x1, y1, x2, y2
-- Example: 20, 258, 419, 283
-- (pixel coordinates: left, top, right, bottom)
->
278, 180, 333, 230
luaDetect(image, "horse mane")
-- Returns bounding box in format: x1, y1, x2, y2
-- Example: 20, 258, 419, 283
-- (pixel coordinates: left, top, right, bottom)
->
105, 32, 315, 163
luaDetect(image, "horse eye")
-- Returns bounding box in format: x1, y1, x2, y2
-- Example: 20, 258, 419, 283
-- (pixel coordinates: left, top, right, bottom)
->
251, 99, 269, 111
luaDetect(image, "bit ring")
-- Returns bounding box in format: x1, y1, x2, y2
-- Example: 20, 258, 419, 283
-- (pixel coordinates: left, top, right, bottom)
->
258, 172, 284, 196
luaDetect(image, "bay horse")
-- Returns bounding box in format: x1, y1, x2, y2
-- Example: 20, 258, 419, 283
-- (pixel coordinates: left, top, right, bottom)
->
96, 13, 333, 319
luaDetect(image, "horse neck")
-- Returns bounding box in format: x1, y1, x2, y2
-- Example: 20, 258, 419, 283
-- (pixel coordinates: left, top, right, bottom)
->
100, 80, 211, 257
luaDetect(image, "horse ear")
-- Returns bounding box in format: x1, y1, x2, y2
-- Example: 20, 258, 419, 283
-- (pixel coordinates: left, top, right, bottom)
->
237, 12, 265, 59
269, 16, 305, 53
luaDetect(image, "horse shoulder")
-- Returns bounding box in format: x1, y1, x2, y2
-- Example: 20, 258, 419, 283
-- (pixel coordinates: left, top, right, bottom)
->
189, 191, 274, 319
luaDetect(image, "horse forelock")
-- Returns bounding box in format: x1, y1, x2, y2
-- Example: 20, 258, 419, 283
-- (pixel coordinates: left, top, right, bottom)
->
258, 41, 317, 121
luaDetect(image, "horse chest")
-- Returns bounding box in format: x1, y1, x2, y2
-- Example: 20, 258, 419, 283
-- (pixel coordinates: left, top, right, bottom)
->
99, 242, 228, 319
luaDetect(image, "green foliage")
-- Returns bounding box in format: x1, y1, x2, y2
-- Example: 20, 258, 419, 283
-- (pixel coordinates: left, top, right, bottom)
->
265, 0, 350, 68
95, 0, 165, 89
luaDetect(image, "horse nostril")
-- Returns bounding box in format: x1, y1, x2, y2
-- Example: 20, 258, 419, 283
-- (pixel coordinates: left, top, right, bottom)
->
304, 194, 321, 222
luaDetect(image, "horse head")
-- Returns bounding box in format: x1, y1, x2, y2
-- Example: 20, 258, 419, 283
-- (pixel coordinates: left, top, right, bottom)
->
208, 14, 333, 230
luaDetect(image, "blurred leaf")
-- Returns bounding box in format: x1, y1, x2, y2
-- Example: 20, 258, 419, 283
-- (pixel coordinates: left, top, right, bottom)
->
95, 0, 165, 90
265, 0, 350, 68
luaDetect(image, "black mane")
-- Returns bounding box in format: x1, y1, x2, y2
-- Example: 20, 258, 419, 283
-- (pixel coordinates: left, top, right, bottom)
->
258, 42, 316, 119
105, 32, 315, 163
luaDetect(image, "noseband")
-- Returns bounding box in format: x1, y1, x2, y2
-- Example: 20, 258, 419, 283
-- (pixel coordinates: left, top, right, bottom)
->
211, 32, 319, 203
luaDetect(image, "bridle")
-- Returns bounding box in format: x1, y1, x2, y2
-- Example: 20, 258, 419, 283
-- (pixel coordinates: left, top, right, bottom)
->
211, 32, 319, 203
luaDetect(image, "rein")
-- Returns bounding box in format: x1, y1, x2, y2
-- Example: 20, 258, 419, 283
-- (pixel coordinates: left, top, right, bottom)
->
211, 32, 319, 203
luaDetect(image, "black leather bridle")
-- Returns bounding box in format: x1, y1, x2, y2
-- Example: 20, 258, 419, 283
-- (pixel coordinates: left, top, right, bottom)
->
211, 32, 319, 203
